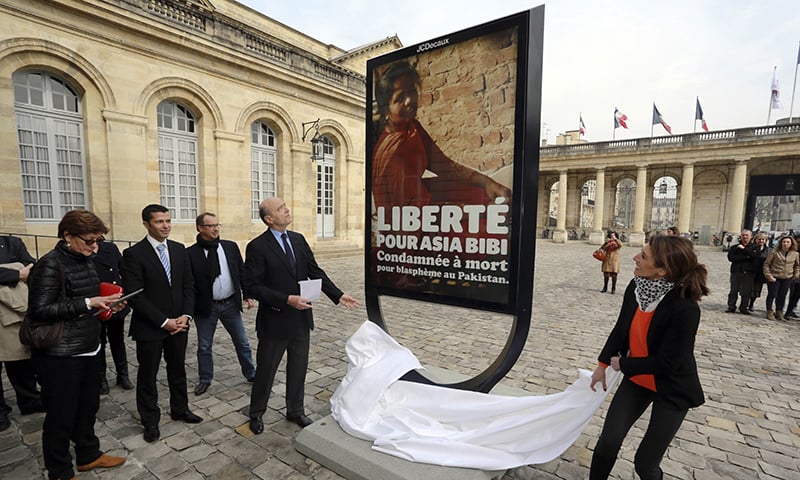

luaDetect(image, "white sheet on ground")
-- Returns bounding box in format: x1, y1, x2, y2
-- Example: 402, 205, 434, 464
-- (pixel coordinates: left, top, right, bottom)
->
330, 321, 622, 470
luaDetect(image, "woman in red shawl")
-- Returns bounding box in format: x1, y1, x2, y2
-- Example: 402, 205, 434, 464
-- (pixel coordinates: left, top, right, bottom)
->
372, 61, 510, 211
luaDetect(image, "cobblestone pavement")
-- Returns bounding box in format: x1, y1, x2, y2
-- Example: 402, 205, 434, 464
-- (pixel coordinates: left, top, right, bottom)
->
1, 241, 798, 479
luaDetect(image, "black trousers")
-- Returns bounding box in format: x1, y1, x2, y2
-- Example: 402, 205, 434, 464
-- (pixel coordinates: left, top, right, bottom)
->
99, 315, 128, 378
727, 272, 754, 309
135, 332, 189, 427
34, 354, 102, 480
249, 328, 310, 419
0, 359, 40, 414
590, 378, 687, 480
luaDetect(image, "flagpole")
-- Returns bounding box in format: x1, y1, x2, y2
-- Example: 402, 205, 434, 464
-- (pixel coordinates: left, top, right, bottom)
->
650, 102, 654, 138
790, 41, 799, 122
693, 97, 697, 133
768, 66, 777, 124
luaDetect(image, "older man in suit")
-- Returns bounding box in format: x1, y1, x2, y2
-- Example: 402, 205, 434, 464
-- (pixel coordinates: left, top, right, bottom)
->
122, 204, 202, 443
246, 197, 359, 434
187, 212, 255, 395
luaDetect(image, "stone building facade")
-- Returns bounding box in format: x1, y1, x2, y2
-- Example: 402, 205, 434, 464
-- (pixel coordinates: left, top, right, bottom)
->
0, 0, 400, 252
2, 0, 800, 255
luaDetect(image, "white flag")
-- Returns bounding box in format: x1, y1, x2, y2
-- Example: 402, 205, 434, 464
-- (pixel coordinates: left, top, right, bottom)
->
771, 68, 782, 109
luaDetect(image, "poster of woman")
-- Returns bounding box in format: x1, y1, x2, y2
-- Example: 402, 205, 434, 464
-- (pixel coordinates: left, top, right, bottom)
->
367, 18, 532, 309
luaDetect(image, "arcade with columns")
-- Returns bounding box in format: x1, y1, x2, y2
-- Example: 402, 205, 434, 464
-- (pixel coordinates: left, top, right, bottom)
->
538, 124, 800, 246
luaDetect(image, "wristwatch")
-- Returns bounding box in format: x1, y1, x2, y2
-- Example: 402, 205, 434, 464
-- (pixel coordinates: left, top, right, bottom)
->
84, 298, 92, 310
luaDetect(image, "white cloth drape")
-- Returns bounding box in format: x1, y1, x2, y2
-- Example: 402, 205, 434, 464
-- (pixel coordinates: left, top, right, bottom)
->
330, 321, 621, 470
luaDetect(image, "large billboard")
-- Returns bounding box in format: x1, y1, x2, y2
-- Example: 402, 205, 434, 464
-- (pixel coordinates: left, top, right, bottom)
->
365, 8, 542, 320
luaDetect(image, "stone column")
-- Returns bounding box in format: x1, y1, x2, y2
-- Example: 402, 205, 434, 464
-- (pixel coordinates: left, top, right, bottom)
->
553, 170, 569, 243
727, 159, 749, 232
590, 168, 606, 245
677, 163, 694, 235
629, 165, 649, 246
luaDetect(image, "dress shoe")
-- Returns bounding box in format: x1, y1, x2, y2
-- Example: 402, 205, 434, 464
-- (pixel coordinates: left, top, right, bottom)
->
249, 416, 264, 434
143, 425, 160, 442
786, 310, 800, 320
99, 378, 109, 395
246, 376, 255, 383
77, 453, 126, 472
725, 307, 736, 313
170, 411, 203, 423
116, 375, 134, 390
739, 308, 750, 315
287, 414, 313, 428
0, 413, 10, 432
194, 381, 210, 395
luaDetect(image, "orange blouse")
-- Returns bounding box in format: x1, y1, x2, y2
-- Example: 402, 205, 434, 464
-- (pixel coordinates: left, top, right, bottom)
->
628, 307, 656, 391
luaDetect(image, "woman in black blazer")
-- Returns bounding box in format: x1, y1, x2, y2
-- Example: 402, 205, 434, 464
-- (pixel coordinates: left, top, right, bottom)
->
589, 235, 709, 480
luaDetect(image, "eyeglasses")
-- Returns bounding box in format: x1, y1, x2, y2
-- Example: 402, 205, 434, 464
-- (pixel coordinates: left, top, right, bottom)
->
74, 234, 105, 246
200, 224, 221, 228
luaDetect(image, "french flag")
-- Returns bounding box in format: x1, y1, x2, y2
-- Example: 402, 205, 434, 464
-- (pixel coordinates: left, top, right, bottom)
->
652, 103, 672, 135
695, 98, 708, 132
579, 115, 586, 135
614, 108, 628, 129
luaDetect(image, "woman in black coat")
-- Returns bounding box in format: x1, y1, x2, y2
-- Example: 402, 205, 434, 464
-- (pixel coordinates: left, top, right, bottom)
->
27, 210, 126, 480
589, 235, 709, 480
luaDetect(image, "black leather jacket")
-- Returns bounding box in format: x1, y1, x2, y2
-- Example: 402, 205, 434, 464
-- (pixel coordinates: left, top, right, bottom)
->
27, 242, 100, 356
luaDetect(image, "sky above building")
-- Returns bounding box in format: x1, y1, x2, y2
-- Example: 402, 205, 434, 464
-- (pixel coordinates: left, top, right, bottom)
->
238, 0, 800, 143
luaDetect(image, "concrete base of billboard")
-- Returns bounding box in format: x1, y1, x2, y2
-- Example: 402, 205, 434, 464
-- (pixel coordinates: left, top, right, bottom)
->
295, 365, 528, 480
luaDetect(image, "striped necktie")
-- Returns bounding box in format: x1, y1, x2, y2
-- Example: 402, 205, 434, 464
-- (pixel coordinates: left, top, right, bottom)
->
156, 243, 171, 285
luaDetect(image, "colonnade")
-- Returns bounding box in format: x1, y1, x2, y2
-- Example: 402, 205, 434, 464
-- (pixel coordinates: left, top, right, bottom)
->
548, 161, 749, 246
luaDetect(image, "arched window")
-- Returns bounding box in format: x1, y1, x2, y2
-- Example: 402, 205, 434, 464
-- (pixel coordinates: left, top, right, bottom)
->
157, 101, 198, 221
650, 176, 677, 232
14, 71, 85, 220
548, 181, 559, 226
614, 179, 636, 230
579, 180, 596, 228
250, 121, 277, 221
316, 136, 335, 237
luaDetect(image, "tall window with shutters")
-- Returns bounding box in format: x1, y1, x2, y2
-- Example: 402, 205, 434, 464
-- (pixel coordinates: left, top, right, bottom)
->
157, 101, 198, 221
316, 136, 335, 237
13, 71, 86, 220
250, 121, 277, 221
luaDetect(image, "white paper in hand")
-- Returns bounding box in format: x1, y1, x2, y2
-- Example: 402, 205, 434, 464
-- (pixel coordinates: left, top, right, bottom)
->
299, 278, 322, 302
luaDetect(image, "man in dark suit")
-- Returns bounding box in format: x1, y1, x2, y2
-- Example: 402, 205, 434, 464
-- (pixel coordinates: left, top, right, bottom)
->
91, 241, 133, 394
186, 212, 256, 395
246, 197, 359, 434
122, 204, 202, 443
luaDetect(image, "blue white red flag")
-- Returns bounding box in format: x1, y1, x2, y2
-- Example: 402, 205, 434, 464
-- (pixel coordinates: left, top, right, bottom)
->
695, 98, 708, 132
652, 104, 672, 134
579, 115, 586, 135
613, 108, 628, 129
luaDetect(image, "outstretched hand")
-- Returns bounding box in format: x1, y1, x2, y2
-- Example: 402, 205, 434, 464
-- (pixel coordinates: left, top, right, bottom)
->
338, 294, 360, 309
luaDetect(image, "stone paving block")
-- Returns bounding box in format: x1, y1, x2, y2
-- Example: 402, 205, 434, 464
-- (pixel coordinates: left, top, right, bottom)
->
3, 244, 800, 479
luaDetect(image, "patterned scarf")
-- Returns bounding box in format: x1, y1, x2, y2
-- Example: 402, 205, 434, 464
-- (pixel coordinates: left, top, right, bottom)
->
634, 276, 675, 312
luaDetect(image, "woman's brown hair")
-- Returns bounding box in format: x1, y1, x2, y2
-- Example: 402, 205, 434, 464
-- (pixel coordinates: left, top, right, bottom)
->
648, 235, 710, 302
775, 234, 797, 252
57, 209, 109, 239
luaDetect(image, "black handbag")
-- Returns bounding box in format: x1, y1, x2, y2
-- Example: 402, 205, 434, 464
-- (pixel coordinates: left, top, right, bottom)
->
19, 315, 64, 349
19, 260, 66, 350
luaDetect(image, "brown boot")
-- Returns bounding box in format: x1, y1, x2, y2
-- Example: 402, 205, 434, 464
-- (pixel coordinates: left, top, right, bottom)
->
76, 453, 126, 472
776, 311, 785, 321
766, 310, 776, 321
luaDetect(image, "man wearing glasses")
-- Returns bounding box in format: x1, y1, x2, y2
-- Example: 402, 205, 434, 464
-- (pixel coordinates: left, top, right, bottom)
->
186, 213, 256, 395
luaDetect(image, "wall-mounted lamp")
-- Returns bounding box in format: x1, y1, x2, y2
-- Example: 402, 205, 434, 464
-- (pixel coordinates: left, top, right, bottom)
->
302, 118, 324, 162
